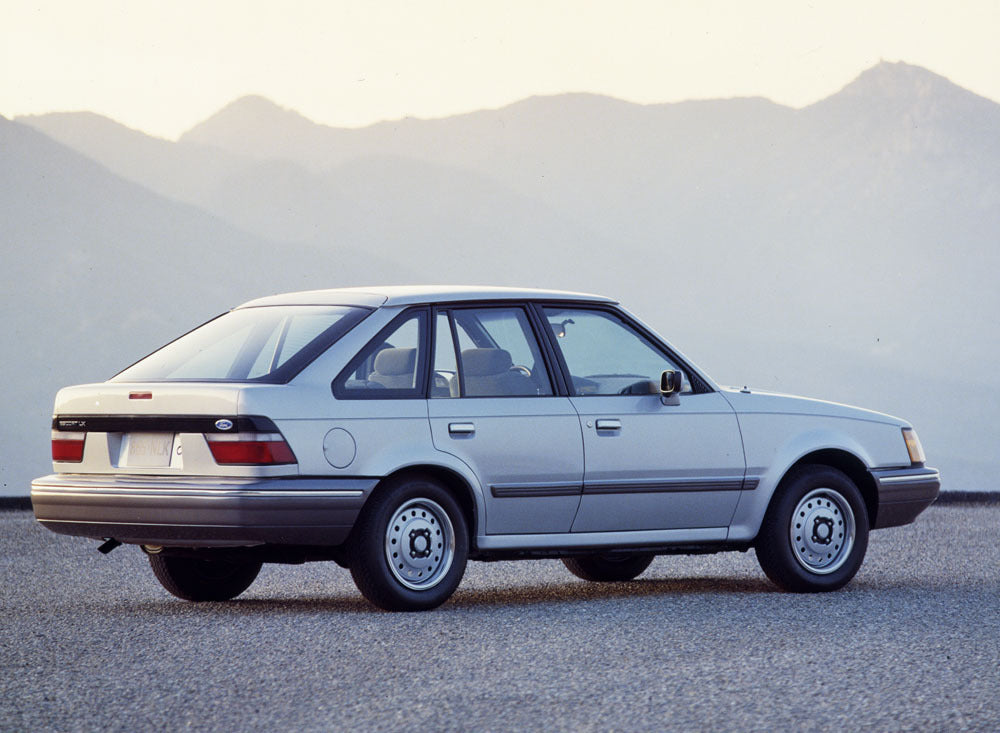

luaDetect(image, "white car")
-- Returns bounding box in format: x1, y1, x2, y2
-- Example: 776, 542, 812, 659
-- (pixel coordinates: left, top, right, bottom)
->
32, 286, 939, 610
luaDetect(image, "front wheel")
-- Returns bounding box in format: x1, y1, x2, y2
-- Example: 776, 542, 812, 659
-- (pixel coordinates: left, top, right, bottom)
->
349, 476, 468, 611
755, 465, 869, 592
562, 552, 655, 582
148, 552, 262, 601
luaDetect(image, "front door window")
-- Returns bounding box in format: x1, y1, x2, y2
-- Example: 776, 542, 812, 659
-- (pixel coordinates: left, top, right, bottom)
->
542, 307, 690, 395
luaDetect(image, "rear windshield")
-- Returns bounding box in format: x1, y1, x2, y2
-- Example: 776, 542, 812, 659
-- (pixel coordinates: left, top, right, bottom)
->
111, 305, 369, 383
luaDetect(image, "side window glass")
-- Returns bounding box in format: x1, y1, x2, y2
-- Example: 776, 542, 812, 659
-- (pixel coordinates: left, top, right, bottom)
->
543, 307, 690, 396
450, 308, 553, 397
333, 310, 427, 398
431, 313, 460, 398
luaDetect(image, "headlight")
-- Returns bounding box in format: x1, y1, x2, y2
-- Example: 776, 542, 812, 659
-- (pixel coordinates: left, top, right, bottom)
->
902, 428, 926, 464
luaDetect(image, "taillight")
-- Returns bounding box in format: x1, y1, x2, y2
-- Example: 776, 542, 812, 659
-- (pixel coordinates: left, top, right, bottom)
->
52, 431, 86, 462
205, 433, 296, 465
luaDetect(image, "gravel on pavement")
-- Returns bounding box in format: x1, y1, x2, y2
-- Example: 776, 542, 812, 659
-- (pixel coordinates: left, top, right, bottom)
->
1, 506, 998, 732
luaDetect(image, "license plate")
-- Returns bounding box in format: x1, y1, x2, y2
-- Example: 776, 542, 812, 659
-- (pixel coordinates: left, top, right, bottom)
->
123, 433, 175, 467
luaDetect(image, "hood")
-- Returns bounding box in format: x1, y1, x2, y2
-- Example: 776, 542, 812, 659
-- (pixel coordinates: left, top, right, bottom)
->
719, 387, 908, 427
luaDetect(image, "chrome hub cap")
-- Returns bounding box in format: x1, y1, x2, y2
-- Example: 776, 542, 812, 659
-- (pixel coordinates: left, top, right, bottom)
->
385, 498, 455, 590
789, 488, 856, 575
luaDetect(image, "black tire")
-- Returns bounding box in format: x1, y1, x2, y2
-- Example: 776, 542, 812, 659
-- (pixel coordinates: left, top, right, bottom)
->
562, 552, 655, 582
148, 552, 262, 602
349, 475, 468, 611
755, 465, 869, 592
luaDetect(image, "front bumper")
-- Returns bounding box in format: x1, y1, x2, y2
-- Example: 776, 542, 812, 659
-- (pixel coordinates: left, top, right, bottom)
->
31, 473, 378, 547
870, 466, 941, 529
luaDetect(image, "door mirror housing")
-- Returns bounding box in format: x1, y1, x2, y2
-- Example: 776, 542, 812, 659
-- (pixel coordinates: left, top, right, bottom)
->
660, 370, 682, 396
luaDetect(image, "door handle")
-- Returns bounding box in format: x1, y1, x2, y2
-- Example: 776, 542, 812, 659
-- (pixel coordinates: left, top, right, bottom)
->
448, 422, 475, 435
595, 419, 622, 431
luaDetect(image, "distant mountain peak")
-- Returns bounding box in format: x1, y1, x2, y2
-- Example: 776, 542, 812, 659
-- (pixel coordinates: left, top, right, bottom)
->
836, 60, 965, 101
798, 60, 1000, 131
218, 94, 307, 118
180, 95, 319, 146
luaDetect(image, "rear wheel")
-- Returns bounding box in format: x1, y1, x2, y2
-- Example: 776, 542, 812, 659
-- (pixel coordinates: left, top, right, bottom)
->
562, 552, 655, 582
349, 476, 468, 611
755, 465, 869, 592
148, 552, 262, 601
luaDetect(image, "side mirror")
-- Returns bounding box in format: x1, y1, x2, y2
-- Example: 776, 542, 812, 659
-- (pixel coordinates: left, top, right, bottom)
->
660, 370, 682, 397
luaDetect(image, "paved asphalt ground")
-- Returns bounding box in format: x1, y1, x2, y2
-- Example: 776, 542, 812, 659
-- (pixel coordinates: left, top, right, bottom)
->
2, 506, 998, 732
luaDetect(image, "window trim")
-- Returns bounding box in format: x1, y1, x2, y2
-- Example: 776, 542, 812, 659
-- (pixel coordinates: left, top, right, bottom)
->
331, 307, 431, 400
529, 302, 714, 396
525, 304, 573, 396
330, 299, 714, 401
425, 309, 465, 398
446, 309, 466, 398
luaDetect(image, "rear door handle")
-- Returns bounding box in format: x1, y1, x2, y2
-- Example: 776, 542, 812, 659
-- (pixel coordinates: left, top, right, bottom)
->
449, 422, 475, 435
595, 419, 622, 431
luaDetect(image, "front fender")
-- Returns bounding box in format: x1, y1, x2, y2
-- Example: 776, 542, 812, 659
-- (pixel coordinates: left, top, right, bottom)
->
727, 419, 902, 542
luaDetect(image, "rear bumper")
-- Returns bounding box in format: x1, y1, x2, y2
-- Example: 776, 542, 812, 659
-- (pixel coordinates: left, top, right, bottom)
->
31, 473, 378, 547
870, 466, 941, 529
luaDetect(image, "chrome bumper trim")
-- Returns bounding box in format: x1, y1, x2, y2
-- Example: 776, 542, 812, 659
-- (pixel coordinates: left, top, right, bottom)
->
31, 486, 364, 499
877, 471, 941, 485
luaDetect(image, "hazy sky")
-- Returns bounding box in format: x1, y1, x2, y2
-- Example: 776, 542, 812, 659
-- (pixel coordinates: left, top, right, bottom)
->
3, 0, 999, 139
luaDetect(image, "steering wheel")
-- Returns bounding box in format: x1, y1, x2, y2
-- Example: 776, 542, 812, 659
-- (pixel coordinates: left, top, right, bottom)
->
510, 364, 532, 377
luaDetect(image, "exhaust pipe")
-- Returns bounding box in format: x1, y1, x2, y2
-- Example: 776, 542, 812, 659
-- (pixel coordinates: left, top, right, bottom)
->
97, 538, 122, 555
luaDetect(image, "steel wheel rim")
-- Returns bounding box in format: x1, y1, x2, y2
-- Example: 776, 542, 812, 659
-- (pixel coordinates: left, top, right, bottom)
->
789, 488, 856, 575
384, 498, 455, 591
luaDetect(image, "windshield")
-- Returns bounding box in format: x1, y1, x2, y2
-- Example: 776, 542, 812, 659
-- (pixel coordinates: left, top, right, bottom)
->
111, 305, 368, 383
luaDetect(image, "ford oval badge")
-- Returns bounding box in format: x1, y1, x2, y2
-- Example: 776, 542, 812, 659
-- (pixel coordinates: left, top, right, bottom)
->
215, 419, 234, 431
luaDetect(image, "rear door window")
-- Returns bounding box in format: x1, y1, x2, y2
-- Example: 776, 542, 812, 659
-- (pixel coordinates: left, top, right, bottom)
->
434, 307, 554, 397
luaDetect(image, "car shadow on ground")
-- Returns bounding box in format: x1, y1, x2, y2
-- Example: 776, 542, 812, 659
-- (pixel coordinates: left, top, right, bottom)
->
446, 575, 776, 609
118, 594, 375, 615
115, 575, 777, 616
92, 569, 997, 616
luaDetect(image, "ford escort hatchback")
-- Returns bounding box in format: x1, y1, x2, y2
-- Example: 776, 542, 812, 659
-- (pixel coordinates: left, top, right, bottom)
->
32, 286, 940, 610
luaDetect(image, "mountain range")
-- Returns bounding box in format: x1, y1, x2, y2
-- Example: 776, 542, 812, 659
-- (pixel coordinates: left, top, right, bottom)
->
4, 60, 998, 495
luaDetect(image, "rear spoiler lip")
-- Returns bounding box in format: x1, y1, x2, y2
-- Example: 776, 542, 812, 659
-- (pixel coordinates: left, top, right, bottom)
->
51, 414, 280, 434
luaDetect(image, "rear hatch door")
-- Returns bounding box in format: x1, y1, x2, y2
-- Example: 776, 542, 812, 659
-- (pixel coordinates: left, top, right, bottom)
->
50, 382, 292, 477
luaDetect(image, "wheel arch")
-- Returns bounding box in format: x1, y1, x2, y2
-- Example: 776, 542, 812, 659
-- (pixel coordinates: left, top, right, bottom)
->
782, 449, 878, 529
729, 435, 880, 543
378, 464, 481, 544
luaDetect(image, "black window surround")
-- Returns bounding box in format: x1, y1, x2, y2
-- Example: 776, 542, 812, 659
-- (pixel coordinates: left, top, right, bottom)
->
331, 300, 714, 400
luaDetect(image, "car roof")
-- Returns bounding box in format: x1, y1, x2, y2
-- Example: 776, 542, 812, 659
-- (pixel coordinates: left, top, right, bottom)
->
237, 285, 618, 309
